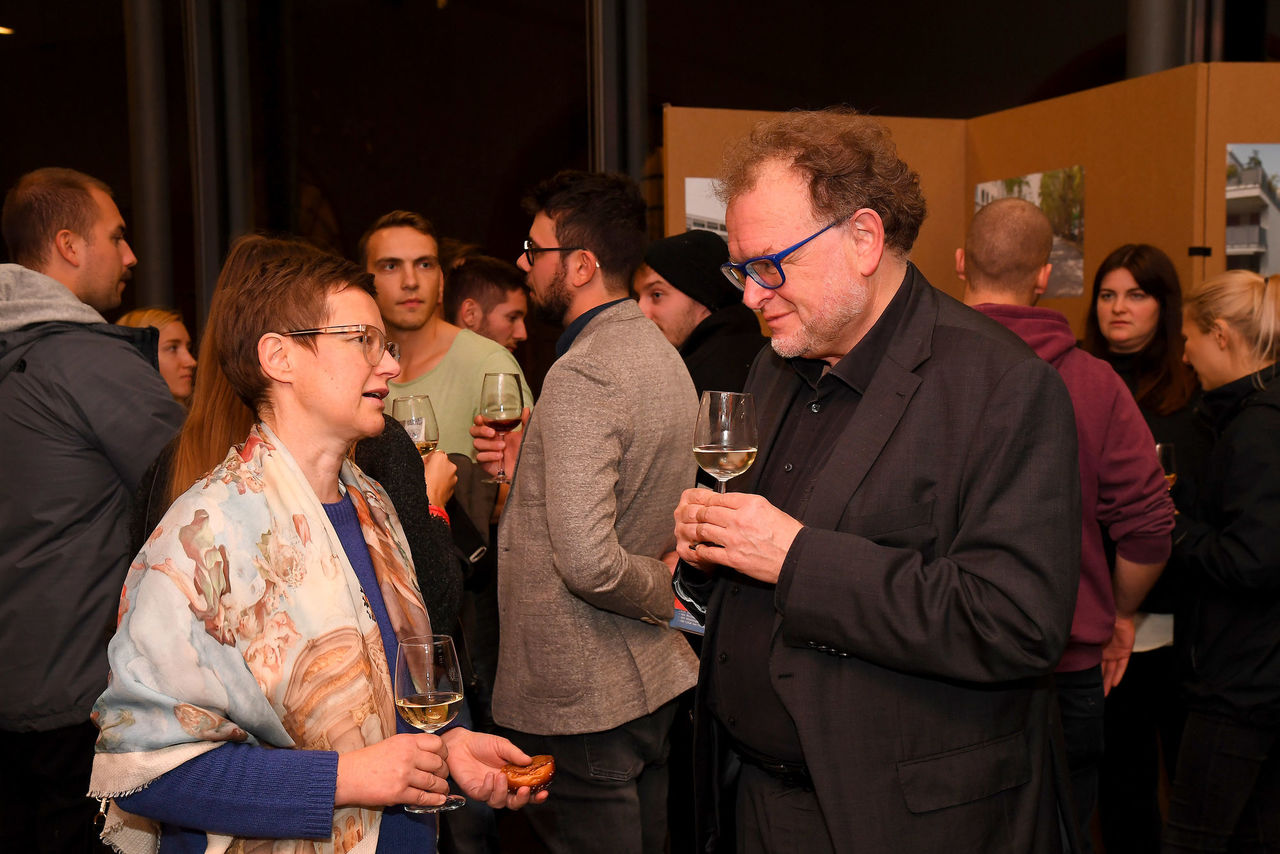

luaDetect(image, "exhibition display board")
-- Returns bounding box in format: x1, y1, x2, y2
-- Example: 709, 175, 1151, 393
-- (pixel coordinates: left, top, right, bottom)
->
663, 63, 1280, 337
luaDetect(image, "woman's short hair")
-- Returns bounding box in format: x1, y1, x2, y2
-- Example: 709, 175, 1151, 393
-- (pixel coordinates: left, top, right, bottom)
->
214, 241, 373, 415
1083, 243, 1196, 415
1185, 269, 1280, 368
167, 235, 369, 502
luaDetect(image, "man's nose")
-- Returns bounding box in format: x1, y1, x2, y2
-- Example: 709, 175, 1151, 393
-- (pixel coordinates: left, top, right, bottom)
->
740, 277, 770, 312
514, 319, 527, 342
121, 240, 138, 269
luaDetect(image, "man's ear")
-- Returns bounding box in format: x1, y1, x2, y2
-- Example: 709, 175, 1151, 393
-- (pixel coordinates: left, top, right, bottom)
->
569, 249, 600, 287
53, 229, 81, 267
1034, 263, 1052, 298
954, 248, 966, 280
258, 333, 293, 385
459, 298, 483, 331
847, 208, 886, 277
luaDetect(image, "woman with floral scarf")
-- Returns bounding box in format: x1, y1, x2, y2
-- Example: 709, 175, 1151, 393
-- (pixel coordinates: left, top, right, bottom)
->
91, 247, 544, 853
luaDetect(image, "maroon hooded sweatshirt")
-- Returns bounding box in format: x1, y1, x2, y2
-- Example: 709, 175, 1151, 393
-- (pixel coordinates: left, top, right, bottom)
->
975, 304, 1175, 672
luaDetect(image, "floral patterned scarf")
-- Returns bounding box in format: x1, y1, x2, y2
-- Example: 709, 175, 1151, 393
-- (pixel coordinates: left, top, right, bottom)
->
90, 423, 432, 854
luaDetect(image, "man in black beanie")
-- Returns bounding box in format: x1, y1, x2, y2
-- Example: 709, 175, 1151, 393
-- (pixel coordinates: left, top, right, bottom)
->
633, 229, 768, 394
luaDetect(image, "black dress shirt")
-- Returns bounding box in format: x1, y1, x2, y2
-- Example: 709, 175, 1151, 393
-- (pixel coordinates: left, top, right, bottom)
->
707, 279, 911, 763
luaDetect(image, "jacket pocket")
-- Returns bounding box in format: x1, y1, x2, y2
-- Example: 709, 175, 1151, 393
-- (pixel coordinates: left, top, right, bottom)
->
838, 499, 936, 548
895, 729, 1030, 814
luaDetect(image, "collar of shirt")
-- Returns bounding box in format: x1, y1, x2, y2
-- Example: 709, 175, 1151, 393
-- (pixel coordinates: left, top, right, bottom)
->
555, 297, 631, 358
788, 271, 912, 393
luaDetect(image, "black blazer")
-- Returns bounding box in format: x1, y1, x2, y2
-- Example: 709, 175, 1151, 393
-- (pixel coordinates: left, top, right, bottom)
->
680, 265, 1083, 853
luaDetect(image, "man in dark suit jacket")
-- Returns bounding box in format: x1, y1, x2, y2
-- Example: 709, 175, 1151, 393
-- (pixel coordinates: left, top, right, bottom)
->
672, 108, 1083, 853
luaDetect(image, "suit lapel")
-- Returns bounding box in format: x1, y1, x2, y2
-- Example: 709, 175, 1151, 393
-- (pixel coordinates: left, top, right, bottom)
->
800, 266, 938, 530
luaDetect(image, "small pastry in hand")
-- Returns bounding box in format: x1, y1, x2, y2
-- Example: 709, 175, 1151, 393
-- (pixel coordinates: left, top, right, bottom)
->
502, 754, 556, 792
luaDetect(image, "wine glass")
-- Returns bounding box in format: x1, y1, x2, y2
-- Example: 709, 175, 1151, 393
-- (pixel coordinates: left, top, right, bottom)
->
392, 395, 440, 457
479, 372, 524, 484
394, 635, 467, 813
1156, 443, 1176, 490
693, 391, 758, 493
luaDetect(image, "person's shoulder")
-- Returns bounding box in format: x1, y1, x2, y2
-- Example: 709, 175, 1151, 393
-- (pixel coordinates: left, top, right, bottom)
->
452, 327, 508, 358
21, 322, 154, 379
928, 289, 1038, 367
451, 327, 523, 370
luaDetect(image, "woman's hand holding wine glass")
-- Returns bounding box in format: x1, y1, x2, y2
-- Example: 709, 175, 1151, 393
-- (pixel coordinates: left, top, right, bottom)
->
394, 635, 467, 813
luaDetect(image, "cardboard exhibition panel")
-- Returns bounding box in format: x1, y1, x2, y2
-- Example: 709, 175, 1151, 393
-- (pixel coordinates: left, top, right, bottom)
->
965, 64, 1206, 335
662, 106, 966, 298
1203, 63, 1280, 280
663, 64, 1277, 338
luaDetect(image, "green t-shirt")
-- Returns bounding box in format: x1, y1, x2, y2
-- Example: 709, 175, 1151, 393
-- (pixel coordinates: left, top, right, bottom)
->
385, 328, 533, 458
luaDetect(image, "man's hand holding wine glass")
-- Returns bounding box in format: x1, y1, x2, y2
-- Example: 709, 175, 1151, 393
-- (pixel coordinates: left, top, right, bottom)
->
471, 406, 530, 479
673, 489, 804, 584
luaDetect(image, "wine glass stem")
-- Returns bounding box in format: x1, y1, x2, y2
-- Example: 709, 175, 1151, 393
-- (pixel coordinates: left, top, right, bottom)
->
717, 480, 727, 494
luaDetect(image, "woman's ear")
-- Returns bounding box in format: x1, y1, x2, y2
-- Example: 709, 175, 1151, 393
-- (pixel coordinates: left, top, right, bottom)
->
1210, 318, 1233, 351
258, 333, 293, 384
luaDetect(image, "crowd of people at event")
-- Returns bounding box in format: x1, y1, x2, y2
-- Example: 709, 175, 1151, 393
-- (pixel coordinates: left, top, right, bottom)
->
1, 106, 1277, 854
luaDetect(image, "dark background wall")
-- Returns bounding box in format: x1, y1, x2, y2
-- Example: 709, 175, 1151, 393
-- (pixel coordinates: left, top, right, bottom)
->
2, 0, 1278, 328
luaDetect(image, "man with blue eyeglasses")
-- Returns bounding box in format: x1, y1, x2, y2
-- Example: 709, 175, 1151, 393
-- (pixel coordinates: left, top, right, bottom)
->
671, 109, 1084, 853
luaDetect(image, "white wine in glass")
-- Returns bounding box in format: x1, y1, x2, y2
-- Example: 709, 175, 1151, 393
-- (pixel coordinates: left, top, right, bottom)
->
392, 395, 440, 456
479, 372, 524, 484
693, 391, 758, 493
394, 635, 466, 813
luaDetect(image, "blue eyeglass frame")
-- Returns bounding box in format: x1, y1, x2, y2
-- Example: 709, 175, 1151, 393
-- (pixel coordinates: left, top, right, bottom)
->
719, 220, 842, 290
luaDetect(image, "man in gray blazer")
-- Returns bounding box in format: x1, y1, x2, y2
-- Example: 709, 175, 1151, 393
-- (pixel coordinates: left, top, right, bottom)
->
473, 170, 699, 854
673, 109, 1084, 853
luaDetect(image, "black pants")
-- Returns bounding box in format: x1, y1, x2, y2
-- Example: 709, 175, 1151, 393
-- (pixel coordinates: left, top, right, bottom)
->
733, 762, 834, 854
1099, 646, 1184, 854
498, 699, 679, 854
0, 721, 112, 854
1164, 711, 1280, 853
1055, 666, 1105, 854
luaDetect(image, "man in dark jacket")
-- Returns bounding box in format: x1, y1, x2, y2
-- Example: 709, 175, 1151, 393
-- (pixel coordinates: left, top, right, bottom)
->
633, 229, 767, 394
959, 197, 1175, 852
0, 168, 186, 852
672, 109, 1082, 854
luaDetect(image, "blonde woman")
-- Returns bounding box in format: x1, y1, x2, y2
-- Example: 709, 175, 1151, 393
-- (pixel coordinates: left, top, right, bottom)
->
1165, 270, 1280, 852
117, 307, 197, 403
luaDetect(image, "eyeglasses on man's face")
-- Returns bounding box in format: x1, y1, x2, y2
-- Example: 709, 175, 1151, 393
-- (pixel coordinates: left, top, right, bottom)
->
522, 238, 584, 267
282, 324, 400, 366
720, 220, 843, 291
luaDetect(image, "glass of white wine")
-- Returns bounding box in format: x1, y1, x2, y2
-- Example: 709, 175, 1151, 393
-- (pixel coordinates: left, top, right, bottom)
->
479, 372, 524, 484
693, 391, 758, 493
394, 634, 466, 813
392, 395, 440, 456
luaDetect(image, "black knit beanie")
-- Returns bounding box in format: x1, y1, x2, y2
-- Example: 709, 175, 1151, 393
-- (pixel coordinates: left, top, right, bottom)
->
643, 229, 737, 311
